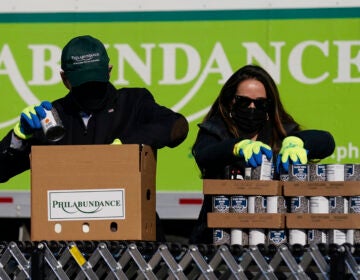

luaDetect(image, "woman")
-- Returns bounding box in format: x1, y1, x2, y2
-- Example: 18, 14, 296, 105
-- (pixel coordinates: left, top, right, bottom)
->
190, 64, 335, 244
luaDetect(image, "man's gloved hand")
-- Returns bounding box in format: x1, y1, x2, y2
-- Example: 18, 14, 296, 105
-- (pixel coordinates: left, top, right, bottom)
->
276, 136, 308, 173
13, 101, 52, 140
111, 138, 122, 145
233, 139, 273, 168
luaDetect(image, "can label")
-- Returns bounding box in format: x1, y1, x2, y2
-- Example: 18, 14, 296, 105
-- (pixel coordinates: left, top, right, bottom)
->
310, 196, 329, 213
308, 229, 327, 244
267, 196, 287, 214
309, 164, 326, 181
212, 195, 230, 213
289, 164, 308, 181
279, 164, 289, 181
40, 108, 65, 142
290, 196, 309, 213
244, 167, 252, 180
249, 229, 265, 245
326, 164, 345, 181
289, 229, 307, 245
329, 196, 348, 214
328, 229, 346, 245
248, 196, 266, 213
279, 172, 289, 182
230, 196, 247, 213
349, 196, 360, 213
213, 229, 230, 245
345, 164, 360, 181
346, 229, 360, 245
347, 196, 360, 245
250, 155, 272, 180
230, 229, 249, 245
268, 230, 287, 246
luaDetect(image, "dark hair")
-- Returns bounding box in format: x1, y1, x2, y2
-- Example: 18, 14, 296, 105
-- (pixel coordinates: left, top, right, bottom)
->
202, 64, 300, 152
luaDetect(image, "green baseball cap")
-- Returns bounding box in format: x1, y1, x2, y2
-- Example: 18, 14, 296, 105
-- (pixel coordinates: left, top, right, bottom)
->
61, 35, 110, 87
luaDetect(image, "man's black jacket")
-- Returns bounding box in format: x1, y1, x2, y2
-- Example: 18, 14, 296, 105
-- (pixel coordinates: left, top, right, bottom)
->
0, 83, 188, 183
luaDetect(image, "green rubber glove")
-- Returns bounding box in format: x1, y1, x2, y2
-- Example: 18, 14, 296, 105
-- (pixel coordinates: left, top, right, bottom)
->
233, 139, 272, 167
276, 136, 308, 172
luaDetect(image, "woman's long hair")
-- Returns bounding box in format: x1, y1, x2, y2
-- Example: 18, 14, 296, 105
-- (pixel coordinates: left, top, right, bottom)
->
202, 64, 300, 152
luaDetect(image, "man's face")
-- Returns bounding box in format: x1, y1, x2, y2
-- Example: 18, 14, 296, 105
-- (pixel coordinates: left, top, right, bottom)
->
70, 81, 109, 113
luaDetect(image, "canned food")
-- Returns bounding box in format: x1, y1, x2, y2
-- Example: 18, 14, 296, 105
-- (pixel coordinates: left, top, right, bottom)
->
289, 164, 308, 181
309, 164, 326, 181
212, 195, 230, 213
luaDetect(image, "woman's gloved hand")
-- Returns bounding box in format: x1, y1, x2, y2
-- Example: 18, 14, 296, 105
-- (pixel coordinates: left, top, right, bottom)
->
233, 139, 272, 167
276, 136, 308, 173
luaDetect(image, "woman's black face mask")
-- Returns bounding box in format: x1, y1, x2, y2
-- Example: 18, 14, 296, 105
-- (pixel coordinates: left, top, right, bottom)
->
70, 82, 109, 113
231, 96, 270, 134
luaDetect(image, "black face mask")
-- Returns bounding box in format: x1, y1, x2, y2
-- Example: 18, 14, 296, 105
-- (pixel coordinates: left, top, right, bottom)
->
70, 82, 109, 113
231, 106, 268, 134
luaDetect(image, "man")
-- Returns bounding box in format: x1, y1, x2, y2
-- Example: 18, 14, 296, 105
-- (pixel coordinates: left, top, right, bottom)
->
0, 35, 189, 241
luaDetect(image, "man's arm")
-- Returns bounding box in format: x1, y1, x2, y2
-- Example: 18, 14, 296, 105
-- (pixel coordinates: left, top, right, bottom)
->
0, 131, 31, 183
120, 88, 189, 149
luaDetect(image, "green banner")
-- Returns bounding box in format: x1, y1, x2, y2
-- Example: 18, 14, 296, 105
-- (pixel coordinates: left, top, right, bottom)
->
0, 9, 359, 191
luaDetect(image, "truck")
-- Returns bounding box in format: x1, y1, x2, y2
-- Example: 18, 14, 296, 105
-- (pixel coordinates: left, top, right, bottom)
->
0, 0, 359, 242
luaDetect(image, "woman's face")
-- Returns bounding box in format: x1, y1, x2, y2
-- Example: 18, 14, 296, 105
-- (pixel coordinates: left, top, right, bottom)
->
229, 78, 269, 135
234, 79, 267, 108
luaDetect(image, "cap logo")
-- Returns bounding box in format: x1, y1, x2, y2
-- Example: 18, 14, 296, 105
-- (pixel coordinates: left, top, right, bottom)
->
61, 36, 109, 86
71, 53, 100, 65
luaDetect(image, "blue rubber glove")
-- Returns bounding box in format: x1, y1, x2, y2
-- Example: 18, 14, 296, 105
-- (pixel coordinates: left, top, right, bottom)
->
276, 136, 308, 173
13, 101, 52, 140
233, 139, 273, 167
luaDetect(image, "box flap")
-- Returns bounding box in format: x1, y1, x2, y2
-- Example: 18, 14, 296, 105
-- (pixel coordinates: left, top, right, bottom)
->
203, 179, 282, 195
282, 181, 360, 196
207, 213, 285, 228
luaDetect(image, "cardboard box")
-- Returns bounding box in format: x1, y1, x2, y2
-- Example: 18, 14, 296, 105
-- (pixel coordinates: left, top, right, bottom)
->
282, 181, 360, 196
30, 144, 156, 241
207, 213, 285, 228
203, 179, 282, 196
286, 213, 360, 229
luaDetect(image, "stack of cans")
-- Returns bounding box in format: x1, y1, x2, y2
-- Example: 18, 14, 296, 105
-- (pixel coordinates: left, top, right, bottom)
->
326, 164, 347, 245
230, 195, 248, 246
282, 164, 309, 246
246, 155, 273, 181
247, 155, 272, 245
212, 195, 230, 245
283, 163, 360, 246
248, 195, 267, 245
308, 164, 328, 245
267, 195, 287, 246
214, 165, 247, 246
345, 164, 360, 244
212, 160, 360, 246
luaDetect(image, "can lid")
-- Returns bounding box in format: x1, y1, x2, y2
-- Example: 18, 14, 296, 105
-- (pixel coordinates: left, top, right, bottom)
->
46, 126, 66, 142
